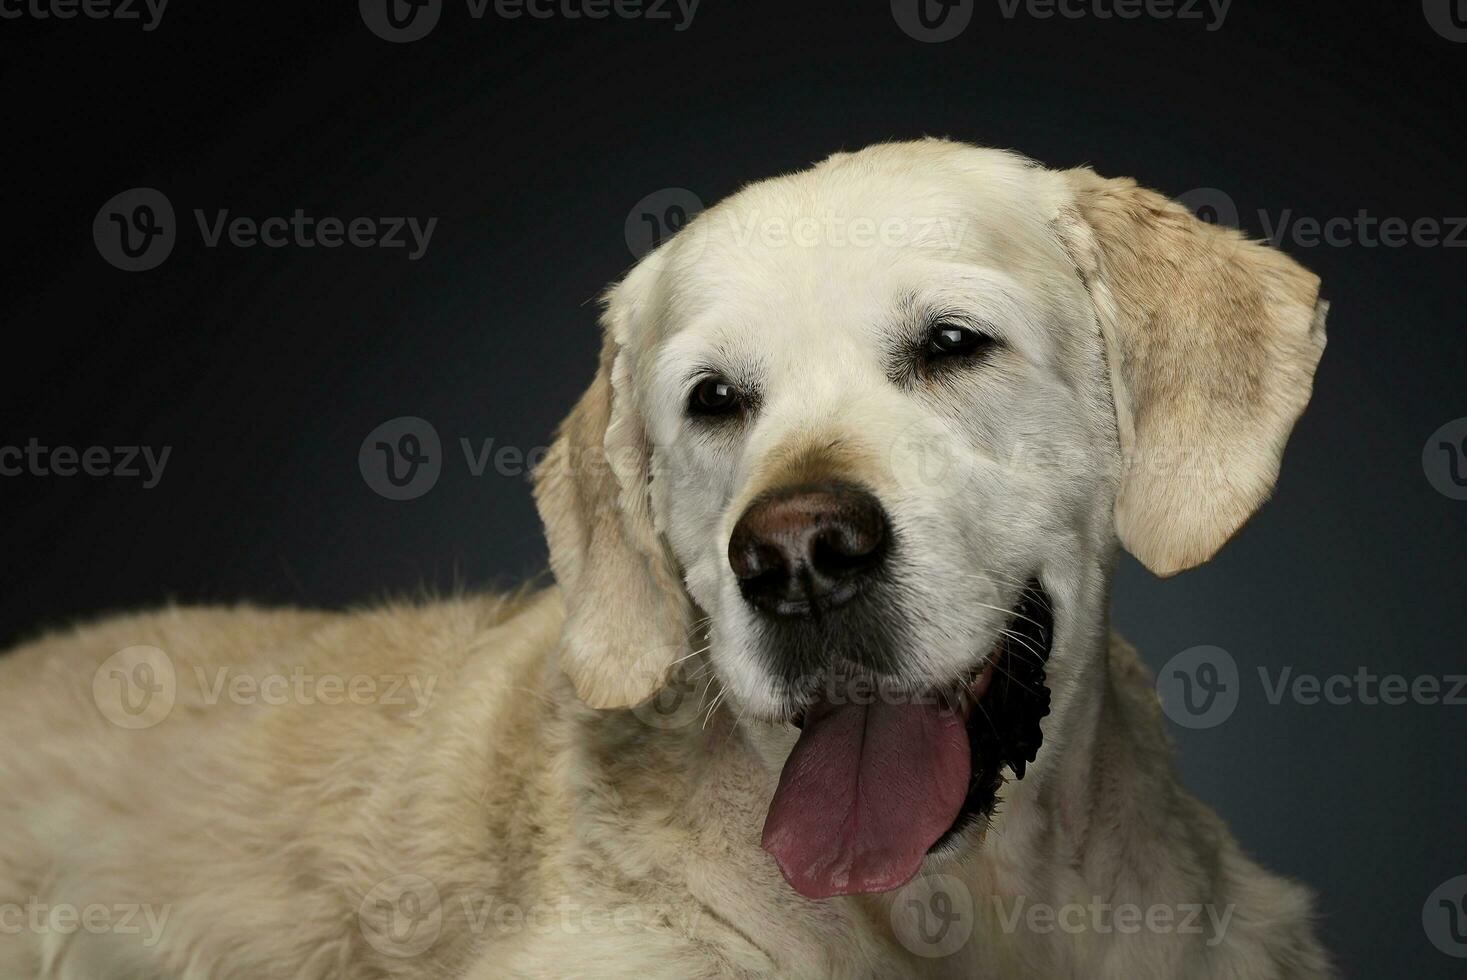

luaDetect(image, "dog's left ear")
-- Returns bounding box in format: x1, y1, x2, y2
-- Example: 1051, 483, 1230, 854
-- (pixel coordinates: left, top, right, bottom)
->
1060, 168, 1328, 576
533, 273, 689, 709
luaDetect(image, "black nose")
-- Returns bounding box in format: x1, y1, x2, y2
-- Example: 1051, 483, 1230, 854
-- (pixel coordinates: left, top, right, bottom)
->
728, 482, 889, 617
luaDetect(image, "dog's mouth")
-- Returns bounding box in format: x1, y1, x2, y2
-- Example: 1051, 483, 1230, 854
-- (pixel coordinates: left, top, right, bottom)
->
760, 581, 1053, 900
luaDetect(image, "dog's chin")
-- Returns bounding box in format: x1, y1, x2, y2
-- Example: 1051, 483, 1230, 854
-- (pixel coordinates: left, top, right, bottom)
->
758, 582, 1054, 899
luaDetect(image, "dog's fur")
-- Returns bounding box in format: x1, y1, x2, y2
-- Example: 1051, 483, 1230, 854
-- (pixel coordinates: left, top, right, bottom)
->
0, 141, 1331, 978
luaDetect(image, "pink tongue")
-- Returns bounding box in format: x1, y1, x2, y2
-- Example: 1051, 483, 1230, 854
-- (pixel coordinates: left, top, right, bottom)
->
761, 691, 971, 899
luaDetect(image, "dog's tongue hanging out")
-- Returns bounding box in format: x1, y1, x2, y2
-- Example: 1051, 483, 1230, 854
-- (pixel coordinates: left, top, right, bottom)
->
760, 683, 970, 899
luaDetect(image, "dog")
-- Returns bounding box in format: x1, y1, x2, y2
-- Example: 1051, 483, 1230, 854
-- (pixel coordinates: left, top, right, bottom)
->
0, 140, 1332, 978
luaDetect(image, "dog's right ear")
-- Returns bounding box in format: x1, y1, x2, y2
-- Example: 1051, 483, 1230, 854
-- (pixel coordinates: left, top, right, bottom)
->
533, 273, 690, 709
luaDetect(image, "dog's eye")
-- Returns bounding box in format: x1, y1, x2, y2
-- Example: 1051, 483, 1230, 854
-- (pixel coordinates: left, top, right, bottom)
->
688, 377, 743, 417
927, 322, 995, 358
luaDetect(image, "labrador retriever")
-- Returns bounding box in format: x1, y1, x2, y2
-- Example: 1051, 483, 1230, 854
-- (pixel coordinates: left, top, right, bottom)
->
0, 140, 1332, 978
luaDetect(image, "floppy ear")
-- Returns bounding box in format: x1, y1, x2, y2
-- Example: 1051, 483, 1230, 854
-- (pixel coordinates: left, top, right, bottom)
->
1062, 168, 1328, 577
532, 281, 690, 709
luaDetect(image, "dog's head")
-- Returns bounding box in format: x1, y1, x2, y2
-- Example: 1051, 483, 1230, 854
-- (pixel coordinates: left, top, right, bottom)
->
535, 140, 1326, 899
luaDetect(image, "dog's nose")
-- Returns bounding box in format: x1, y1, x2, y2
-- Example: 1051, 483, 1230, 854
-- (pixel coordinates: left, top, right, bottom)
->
728, 482, 888, 616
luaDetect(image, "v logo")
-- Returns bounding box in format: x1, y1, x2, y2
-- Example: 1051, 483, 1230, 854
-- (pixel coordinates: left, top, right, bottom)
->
107, 205, 165, 259
917, 0, 963, 29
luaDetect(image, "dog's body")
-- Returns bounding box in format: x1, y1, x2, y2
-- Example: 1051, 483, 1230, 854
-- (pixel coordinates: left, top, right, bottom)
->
0, 141, 1332, 978
0, 594, 1327, 979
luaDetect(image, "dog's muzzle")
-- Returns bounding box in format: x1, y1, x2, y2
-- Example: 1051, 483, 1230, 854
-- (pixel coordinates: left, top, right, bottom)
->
726, 484, 1054, 900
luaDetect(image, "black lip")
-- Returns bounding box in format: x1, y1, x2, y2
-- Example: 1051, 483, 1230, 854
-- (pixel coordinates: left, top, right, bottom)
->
930, 580, 1054, 852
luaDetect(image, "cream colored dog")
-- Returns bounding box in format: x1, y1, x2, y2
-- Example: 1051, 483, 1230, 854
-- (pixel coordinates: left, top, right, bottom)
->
0, 140, 1332, 979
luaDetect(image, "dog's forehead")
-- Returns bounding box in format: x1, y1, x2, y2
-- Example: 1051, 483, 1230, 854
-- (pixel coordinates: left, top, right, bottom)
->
642, 142, 1073, 352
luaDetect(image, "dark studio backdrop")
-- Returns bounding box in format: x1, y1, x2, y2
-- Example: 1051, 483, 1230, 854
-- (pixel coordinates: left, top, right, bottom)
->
0, 0, 1463, 974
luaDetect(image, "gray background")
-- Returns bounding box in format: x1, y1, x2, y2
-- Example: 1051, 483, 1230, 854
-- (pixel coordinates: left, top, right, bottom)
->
0, 0, 1463, 975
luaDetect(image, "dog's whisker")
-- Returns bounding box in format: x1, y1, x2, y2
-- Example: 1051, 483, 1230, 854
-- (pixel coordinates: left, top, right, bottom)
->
668, 644, 712, 668
967, 599, 1051, 634
996, 627, 1046, 662
987, 660, 1045, 700
702, 686, 729, 730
